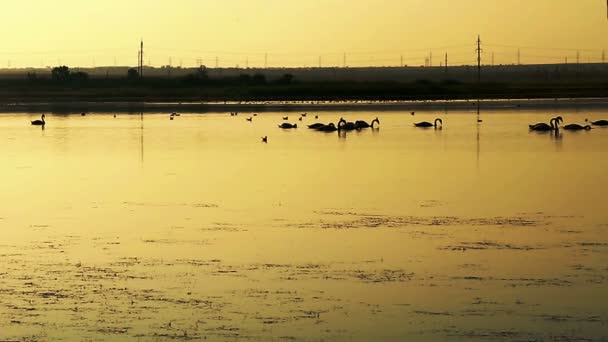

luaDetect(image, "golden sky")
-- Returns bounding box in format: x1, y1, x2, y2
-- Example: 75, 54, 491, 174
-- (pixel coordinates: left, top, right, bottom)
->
1, 0, 607, 68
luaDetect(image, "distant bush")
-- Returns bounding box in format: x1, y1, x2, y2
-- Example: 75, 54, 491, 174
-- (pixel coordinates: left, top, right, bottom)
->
51, 66, 89, 84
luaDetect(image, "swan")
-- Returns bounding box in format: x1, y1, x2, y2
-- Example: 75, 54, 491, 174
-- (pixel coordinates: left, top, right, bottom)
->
308, 123, 325, 129
282, 116, 289, 120
246, 117, 253, 122
315, 115, 319, 119
414, 118, 442, 128
31, 114, 45, 125
301, 113, 307, 117
261, 136, 268, 143
81, 112, 86, 116
563, 124, 591, 131
317, 123, 338, 132
338, 118, 357, 131
355, 117, 380, 129
591, 119, 608, 126
278, 123, 297, 129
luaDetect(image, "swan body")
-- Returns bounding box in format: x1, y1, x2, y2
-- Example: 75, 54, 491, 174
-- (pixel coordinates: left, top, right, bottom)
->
355, 117, 380, 129
308, 123, 325, 129
278, 123, 297, 129
338, 118, 357, 131
591, 119, 608, 126
31, 114, 45, 125
415, 118, 442, 128
563, 124, 591, 131
317, 123, 338, 132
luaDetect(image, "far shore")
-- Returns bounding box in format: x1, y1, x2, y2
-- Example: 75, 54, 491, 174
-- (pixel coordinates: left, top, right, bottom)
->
1, 97, 608, 113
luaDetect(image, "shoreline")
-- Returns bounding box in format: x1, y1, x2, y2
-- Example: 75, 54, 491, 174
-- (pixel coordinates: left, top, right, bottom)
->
1, 97, 608, 113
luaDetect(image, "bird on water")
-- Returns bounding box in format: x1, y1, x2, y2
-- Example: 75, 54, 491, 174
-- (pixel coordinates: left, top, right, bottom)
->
414, 118, 442, 128
31, 114, 45, 125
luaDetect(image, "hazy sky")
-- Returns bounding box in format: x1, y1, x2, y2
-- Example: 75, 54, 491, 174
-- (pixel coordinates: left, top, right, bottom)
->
1, 0, 607, 68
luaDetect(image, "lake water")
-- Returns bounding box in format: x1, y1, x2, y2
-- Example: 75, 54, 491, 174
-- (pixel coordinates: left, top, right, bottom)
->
1, 108, 607, 341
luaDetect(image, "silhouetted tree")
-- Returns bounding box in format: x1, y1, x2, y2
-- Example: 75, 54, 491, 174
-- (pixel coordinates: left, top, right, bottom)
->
197, 65, 208, 79
51, 66, 71, 82
127, 68, 139, 80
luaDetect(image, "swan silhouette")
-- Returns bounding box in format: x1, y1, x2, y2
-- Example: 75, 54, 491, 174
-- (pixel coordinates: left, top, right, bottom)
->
246, 117, 253, 122
317, 123, 338, 132
591, 119, 608, 126
355, 117, 380, 129
31, 114, 45, 126
282, 116, 289, 120
261, 136, 268, 143
278, 123, 297, 129
414, 118, 442, 128
308, 123, 325, 129
338, 118, 357, 131
563, 124, 591, 131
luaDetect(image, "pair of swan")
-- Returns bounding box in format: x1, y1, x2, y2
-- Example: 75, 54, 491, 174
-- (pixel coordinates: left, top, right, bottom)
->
529, 116, 562, 131
338, 117, 380, 130
414, 118, 442, 128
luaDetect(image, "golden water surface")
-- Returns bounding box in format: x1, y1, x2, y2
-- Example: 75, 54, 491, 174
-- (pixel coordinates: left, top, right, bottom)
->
1, 109, 607, 341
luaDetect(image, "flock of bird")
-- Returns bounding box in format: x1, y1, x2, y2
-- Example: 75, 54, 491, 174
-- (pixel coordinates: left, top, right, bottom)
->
29, 112, 608, 144
528, 116, 608, 131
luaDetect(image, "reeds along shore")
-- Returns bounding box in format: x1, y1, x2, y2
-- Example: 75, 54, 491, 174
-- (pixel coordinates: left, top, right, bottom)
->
0, 78, 608, 104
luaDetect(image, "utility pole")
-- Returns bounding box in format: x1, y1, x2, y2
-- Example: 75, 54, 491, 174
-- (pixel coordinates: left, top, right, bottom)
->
430, 51, 433, 67
602, 49, 605, 63
168, 57, 172, 77
343, 53, 346, 68
264, 53, 268, 69
476, 35, 482, 83
445, 53, 448, 74
139, 39, 144, 79
215, 56, 219, 68
318, 56, 322, 68
517, 49, 521, 65
246, 57, 249, 68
